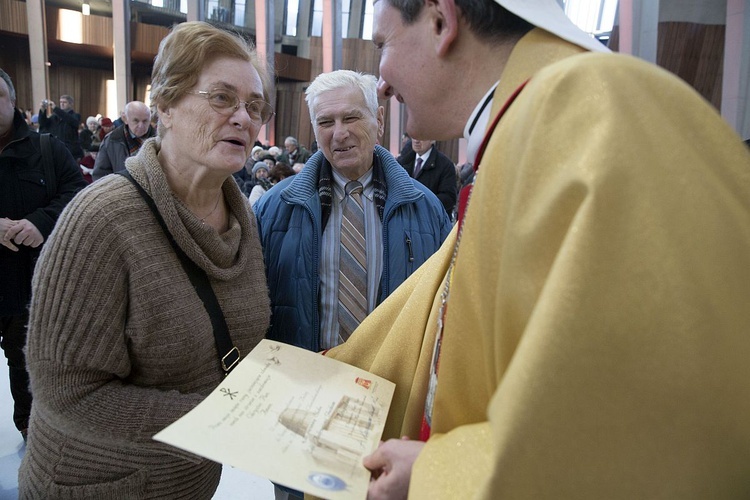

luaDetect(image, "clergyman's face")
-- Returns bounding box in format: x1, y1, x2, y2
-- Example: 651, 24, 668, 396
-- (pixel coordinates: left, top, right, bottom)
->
373, 1, 437, 139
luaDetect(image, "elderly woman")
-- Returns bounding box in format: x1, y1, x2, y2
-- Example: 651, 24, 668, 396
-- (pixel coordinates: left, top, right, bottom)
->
79, 115, 99, 152
247, 161, 271, 205
18, 22, 273, 498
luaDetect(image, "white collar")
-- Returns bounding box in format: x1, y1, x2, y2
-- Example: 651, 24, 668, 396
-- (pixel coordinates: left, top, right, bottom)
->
463, 82, 498, 166
415, 147, 433, 164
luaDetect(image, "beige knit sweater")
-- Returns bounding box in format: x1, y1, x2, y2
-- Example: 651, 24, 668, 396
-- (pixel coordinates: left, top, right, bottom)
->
19, 139, 270, 499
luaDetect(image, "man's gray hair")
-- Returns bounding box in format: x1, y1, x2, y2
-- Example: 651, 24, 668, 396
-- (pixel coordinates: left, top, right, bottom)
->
0, 68, 16, 103
61, 94, 74, 105
285, 136, 299, 146
305, 70, 379, 123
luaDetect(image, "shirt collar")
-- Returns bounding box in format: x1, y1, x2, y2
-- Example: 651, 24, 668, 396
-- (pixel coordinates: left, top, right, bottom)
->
332, 168, 374, 201
464, 81, 498, 166
415, 147, 433, 164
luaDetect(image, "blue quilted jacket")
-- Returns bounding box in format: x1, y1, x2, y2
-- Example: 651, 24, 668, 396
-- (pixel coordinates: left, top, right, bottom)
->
254, 146, 451, 351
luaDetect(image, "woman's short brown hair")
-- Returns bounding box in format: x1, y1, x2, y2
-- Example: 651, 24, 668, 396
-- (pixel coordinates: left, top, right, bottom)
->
150, 21, 272, 132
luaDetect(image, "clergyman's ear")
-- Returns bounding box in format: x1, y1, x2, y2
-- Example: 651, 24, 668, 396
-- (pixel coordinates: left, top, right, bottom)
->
428, 0, 459, 57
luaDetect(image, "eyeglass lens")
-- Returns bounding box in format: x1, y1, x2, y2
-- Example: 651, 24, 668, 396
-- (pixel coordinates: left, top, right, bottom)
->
204, 89, 274, 124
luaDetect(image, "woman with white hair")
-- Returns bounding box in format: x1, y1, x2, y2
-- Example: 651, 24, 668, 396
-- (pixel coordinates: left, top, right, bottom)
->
79, 115, 100, 152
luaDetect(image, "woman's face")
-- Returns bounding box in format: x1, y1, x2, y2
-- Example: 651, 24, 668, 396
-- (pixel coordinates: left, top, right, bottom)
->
158, 57, 265, 176
87, 121, 97, 132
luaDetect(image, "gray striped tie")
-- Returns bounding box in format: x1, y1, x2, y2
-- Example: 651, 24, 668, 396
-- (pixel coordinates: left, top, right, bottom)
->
338, 181, 367, 342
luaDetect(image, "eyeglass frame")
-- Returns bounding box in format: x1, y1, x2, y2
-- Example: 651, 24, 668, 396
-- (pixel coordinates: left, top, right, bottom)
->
192, 88, 275, 125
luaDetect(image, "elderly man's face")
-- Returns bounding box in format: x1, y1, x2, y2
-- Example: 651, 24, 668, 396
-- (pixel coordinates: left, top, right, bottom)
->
313, 87, 383, 181
126, 104, 151, 138
284, 140, 296, 153
411, 139, 433, 155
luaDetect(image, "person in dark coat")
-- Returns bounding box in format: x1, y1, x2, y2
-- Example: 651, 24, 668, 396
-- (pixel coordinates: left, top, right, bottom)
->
37, 94, 83, 159
0, 69, 86, 441
403, 139, 457, 216
396, 134, 415, 166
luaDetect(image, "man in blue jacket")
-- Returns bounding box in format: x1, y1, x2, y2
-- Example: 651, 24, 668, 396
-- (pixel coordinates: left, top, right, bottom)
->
255, 70, 451, 354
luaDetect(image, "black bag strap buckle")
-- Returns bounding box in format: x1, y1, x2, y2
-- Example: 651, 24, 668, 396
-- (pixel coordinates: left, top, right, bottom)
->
221, 347, 241, 375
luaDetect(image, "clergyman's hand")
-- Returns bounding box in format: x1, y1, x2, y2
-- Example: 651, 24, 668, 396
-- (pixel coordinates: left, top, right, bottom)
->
3, 218, 44, 249
364, 437, 424, 500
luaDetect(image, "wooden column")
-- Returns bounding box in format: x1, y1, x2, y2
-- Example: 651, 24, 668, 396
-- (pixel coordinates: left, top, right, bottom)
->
722, 0, 750, 139
256, 0, 276, 144
322, 0, 342, 72
25, 0, 50, 108
618, 0, 659, 62
112, 0, 131, 111
186, 0, 204, 21
387, 98, 401, 156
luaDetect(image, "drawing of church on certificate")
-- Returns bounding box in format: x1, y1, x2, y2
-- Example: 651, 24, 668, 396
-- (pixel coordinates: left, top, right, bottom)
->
279, 394, 385, 470
153, 340, 394, 499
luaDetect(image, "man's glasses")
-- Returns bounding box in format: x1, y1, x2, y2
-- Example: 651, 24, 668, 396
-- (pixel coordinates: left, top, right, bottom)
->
193, 89, 275, 125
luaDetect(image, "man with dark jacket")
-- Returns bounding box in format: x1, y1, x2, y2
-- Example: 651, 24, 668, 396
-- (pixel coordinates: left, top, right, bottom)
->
92, 101, 155, 180
405, 139, 458, 216
0, 69, 86, 441
255, 70, 451, 354
278, 135, 312, 167
38, 93, 82, 160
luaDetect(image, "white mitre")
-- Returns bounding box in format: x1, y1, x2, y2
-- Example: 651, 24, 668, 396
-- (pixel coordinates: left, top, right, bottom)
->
496, 0, 611, 52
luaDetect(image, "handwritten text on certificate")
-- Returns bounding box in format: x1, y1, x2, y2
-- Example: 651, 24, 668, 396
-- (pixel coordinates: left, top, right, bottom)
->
154, 340, 395, 499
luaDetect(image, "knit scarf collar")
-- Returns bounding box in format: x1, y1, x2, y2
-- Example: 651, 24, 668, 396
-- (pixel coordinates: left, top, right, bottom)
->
317, 152, 387, 231
127, 138, 255, 281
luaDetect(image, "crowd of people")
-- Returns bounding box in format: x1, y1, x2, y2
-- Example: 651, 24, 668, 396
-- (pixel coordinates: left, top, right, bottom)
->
15, 88, 472, 218
2, 0, 750, 497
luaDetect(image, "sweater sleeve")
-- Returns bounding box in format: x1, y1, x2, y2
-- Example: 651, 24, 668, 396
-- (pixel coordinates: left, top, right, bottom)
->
26, 186, 206, 462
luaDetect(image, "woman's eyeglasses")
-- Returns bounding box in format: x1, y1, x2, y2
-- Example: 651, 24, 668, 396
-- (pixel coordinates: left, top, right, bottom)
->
193, 89, 274, 125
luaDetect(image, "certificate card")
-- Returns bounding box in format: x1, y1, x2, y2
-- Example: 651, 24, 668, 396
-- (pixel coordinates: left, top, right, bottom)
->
153, 339, 395, 499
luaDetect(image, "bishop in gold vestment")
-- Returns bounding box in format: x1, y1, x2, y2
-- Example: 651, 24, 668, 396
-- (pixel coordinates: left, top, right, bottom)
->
329, 24, 750, 500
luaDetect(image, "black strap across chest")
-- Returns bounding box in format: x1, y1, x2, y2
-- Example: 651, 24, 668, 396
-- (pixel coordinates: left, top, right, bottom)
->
117, 170, 240, 375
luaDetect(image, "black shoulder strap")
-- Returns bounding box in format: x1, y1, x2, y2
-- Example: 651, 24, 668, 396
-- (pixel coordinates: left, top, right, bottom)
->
117, 170, 240, 375
40, 133, 56, 200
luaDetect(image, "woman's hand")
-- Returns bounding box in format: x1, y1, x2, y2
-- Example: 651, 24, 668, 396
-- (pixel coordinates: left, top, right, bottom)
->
364, 437, 424, 500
